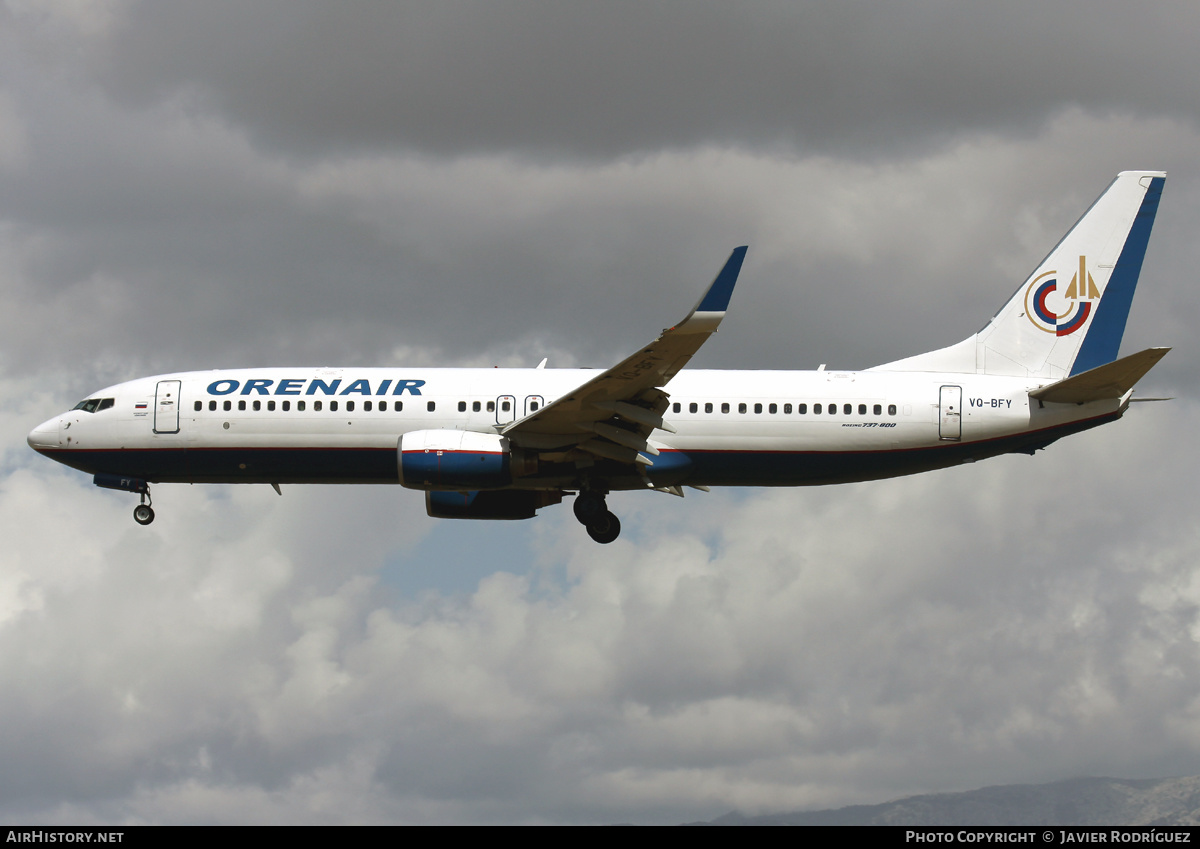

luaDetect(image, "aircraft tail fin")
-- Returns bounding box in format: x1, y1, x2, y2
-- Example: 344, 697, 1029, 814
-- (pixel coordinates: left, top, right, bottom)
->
873, 171, 1165, 379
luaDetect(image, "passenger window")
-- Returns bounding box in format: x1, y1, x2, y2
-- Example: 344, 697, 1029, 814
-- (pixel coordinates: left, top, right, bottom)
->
346, 401, 355, 412
672, 403, 681, 413
888, 404, 897, 415
238, 400, 246, 411
395, 402, 403, 412
769, 403, 777, 414
501, 400, 510, 412
315, 400, 322, 411
873, 404, 882, 415
830, 405, 837, 416
458, 401, 467, 412
427, 401, 436, 412
209, 400, 217, 411
194, 401, 202, 411
298, 400, 305, 411
843, 404, 851, 415
282, 400, 291, 411
378, 401, 387, 411
223, 400, 231, 412
364, 401, 372, 412
267, 400, 276, 411
473, 401, 481, 412
738, 403, 747, 414
689, 402, 698, 413
721, 403, 730, 414
705, 402, 713, 414
798, 404, 807, 414
487, 401, 495, 412
814, 403, 821, 414
253, 400, 261, 411
857, 404, 866, 415
331, 401, 338, 412
530, 401, 539, 411
754, 403, 763, 414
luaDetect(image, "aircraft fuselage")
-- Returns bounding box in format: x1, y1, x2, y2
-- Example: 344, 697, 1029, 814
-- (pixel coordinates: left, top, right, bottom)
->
27, 366, 1120, 490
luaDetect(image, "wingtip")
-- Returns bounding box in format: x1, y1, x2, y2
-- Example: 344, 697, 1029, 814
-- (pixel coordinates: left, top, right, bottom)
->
694, 246, 748, 314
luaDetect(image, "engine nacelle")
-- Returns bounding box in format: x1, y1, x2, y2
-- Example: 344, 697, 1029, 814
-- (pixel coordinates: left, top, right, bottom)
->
399, 429, 536, 490
426, 489, 563, 520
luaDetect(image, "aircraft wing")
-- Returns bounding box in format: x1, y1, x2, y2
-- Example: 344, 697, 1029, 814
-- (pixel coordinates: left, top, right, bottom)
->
502, 246, 748, 466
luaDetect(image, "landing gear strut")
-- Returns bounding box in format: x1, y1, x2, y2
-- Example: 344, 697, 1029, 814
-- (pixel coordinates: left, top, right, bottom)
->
574, 491, 620, 544
133, 489, 155, 526
91, 474, 156, 526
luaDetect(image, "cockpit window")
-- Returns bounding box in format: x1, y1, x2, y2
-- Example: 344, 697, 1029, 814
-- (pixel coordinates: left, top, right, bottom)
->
71, 398, 115, 413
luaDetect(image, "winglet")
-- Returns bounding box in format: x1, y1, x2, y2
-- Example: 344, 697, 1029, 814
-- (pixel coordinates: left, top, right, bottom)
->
694, 246, 747, 313
675, 246, 747, 333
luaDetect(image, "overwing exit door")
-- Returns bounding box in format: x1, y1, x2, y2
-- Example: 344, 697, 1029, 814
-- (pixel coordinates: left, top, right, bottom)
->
495, 395, 516, 425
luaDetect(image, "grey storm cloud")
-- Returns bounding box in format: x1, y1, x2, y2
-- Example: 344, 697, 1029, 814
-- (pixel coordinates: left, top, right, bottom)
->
89, 1, 1200, 159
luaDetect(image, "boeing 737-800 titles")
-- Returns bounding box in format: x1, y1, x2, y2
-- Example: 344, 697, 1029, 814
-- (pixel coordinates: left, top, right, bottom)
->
28, 172, 1169, 543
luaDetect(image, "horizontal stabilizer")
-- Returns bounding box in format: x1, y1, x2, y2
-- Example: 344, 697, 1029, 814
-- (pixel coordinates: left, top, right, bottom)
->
1029, 347, 1170, 404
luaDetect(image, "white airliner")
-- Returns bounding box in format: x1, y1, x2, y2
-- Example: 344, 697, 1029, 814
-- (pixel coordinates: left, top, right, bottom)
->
28, 171, 1169, 543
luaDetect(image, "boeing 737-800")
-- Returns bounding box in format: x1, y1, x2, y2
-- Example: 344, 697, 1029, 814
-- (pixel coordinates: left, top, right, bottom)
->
28, 171, 1169, 543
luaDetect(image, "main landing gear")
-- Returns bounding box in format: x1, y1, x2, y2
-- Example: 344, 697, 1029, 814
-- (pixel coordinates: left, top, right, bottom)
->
574, 491, 620, 544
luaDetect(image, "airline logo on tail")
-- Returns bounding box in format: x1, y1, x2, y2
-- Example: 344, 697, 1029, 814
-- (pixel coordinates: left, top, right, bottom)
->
1024, 256, 1102, 337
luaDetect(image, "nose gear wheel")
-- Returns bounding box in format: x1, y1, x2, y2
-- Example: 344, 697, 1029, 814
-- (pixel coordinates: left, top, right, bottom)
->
133, 489, 155, 525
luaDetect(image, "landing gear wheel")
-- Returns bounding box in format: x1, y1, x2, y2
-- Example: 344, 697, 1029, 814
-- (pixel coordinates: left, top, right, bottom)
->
573, 491, 607, 525
133, 504, 155, 526
586, 511, 621, 544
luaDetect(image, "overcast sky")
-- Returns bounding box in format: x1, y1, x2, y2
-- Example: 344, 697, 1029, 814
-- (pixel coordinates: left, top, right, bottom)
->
2, 0, 1200, 825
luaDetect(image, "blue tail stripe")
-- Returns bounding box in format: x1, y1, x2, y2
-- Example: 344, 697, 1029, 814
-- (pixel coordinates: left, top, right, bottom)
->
1071, 176, 1165, 375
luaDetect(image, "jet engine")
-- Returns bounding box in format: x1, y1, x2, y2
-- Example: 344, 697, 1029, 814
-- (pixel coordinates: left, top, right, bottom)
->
426, 489, 563, 520
398, 430, 537, 490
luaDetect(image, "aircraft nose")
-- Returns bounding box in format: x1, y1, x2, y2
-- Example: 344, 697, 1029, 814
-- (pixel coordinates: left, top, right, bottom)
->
27, 417, 59, 451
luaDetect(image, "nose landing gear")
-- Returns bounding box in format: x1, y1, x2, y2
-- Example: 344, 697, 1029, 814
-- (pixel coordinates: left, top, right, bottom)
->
133, 489, 155, 525
92, 474, 156, 526
574, 491, 620, 544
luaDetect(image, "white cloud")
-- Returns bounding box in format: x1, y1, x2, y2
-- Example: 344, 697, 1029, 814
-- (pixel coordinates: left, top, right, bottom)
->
4, 398, 1194, 823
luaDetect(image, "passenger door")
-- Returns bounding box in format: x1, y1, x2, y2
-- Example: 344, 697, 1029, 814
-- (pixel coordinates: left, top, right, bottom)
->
939, 385, 962, 441
154, 380, 181, 434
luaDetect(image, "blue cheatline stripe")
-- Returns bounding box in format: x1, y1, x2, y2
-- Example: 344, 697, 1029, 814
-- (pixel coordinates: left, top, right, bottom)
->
48, 411, 1119, 490
695, 246, 748, 313
1071, 176, 1165, 376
